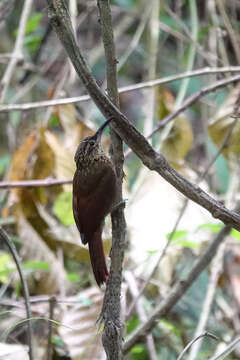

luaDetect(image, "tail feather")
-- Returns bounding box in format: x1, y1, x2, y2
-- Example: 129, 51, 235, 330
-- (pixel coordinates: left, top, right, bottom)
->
88, 228, 109, 286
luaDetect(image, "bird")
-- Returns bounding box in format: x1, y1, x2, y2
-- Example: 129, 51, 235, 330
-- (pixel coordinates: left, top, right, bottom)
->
72, 118, 117, 286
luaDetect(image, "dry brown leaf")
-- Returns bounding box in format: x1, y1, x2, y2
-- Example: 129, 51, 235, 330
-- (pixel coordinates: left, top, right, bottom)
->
9, 132, 38, 183
45, 130, 75, 191
8, 132, 38, 203
208, 85, 240, 158
4, 129, 56, 218
58, 287, 105, 360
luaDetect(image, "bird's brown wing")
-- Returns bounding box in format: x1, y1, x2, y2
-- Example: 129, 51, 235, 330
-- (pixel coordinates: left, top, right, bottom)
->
72, 165, 116, 245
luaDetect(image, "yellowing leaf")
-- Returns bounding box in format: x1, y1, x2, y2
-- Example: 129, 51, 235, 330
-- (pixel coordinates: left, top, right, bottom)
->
208, 85, 240, 157
32, 130, 55, 180
156, 88, 193, 168
0, 253, 14, 283
9, 132, 38, 182
53, 191, 75, 226
45, 130, 75, 191
58, 287, 106, 360
161, 114, 193, 167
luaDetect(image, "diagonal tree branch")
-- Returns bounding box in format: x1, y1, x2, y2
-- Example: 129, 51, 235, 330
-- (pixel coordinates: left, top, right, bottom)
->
46, 0, 240, 231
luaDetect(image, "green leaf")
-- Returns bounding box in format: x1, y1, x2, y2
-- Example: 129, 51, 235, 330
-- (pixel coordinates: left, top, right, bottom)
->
49, 114, 60, 127
51, 336, 64, 347
25, 13, 43, 34
14, 13, 43, 36
166, 230, 188, 240
198, 26, 210, 43
146, 249, 158, 255
174, 239, 200, 248
67, 272, 81, 283
130, 344, 148, 360
197, 223, 223, 233
160, 319, 181, 337
53, 191, 75, 226
22, 261, 50, 271
0, 261, 50, 277
24, 34, 43, 53
231, 229, 240, 241
126, 315, 140, 334
160, 14, 180, 31
0, 253, 13, 282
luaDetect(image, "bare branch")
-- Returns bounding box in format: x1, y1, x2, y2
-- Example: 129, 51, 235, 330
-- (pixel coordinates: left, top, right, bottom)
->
1, 66, 240, 113
47, 295, 57, 360
125, 271, 158, 360
207, 335, 240, 360
0, 227, 34, 360
188, 244, 225, 360
0, 0, 33, 102
0, 178, 72, 189
177, 332, 218, 360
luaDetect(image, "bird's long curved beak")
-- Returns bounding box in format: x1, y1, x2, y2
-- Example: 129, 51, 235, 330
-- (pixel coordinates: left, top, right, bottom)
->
92, 116, 114, 142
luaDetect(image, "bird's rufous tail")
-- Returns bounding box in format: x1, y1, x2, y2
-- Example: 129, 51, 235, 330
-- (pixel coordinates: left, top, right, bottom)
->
88, 228, 109, 286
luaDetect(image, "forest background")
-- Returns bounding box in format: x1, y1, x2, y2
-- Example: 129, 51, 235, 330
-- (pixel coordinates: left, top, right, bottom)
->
1, 0, 240, 359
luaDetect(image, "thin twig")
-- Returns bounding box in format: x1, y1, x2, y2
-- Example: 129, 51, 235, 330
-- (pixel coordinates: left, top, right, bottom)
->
125, 271, 158, 360
157, 0, 197, 174
117, 6, 150, 71
0, 178, 72, 189
207, 335, 240, 360
175, 0, 198, 108
1, 67, 240, 112
0, 227, 34, 360
142, 0, 159, 141
47, 295, 57, 360
188, 244, 225, 360
0, 0, 33, 102
177, 332, 217, 360
216, 0, 240, 65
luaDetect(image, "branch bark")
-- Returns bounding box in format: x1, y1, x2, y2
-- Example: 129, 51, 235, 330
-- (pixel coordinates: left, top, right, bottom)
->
97, 1, 126, 359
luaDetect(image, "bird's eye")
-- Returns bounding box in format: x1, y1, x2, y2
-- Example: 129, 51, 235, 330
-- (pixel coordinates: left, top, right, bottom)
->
89, 140, 95, 146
